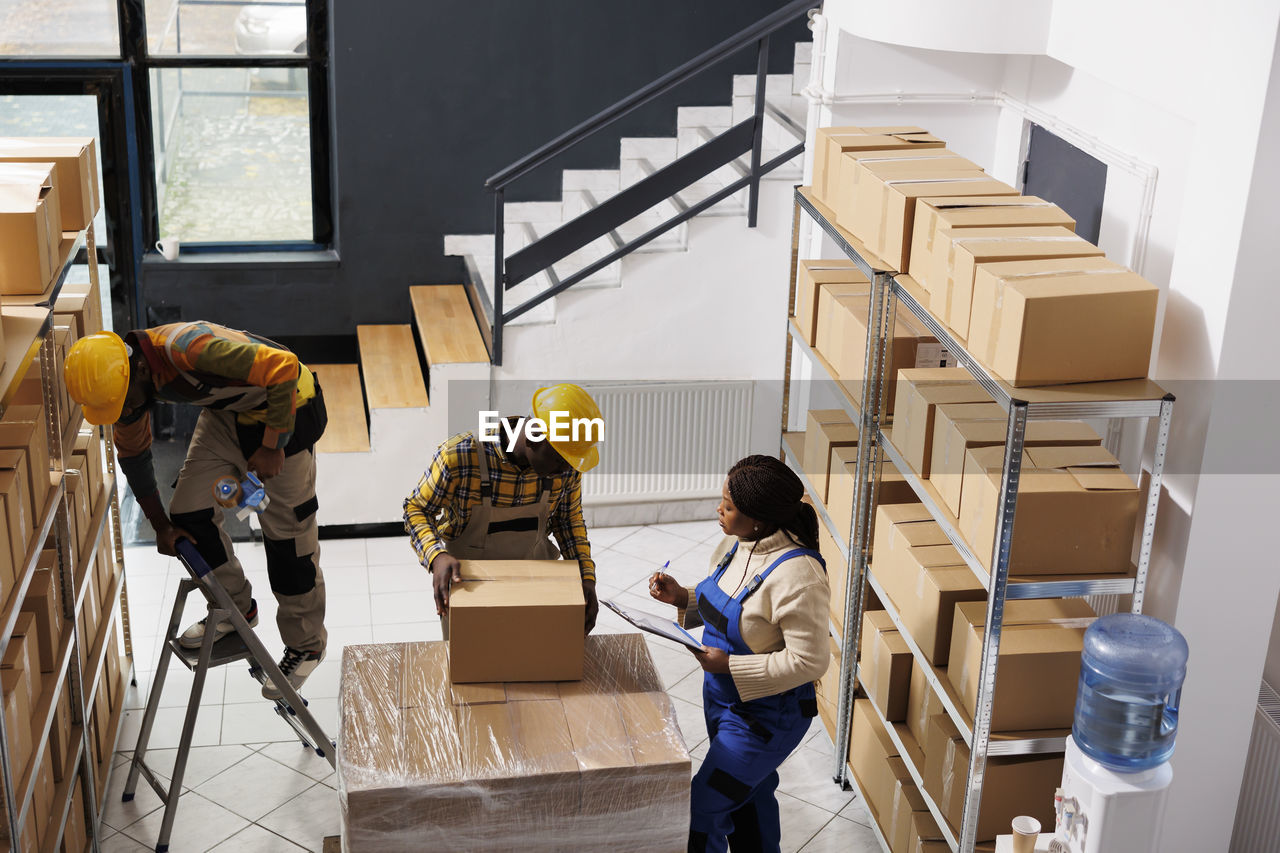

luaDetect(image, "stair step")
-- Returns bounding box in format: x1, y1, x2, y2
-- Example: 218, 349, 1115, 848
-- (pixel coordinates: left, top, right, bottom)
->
357, 324, 430, 408
410, 284, 489, 365
311, 364, 370, 453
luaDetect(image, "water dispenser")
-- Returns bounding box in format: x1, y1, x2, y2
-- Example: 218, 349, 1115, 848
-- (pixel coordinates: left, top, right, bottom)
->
1054, 613, 1189, 853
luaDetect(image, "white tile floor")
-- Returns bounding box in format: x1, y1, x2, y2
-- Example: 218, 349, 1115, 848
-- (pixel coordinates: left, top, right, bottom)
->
108, 523, 879, 852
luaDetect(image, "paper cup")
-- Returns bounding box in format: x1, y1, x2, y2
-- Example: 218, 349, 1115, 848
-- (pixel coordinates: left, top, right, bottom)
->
1011, 815, 1042, 853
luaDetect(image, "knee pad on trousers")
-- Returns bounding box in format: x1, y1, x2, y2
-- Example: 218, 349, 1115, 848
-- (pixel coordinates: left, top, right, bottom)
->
264, 535, 318, 596
169, 508, 229, 569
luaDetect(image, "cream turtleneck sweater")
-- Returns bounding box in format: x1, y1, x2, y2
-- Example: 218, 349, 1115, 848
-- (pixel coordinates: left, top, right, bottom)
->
677, 529, 830, 703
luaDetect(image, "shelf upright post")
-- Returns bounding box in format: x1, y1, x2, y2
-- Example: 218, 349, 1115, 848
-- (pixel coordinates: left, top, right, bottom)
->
958, 400, 1030, 852
781, 195, 803, 438
831, 268, 894, 784
1132, 395, 1174, 614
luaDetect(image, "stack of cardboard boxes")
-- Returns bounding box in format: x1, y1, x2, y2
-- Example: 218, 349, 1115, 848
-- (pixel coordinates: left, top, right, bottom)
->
0, 137, 125, 851
803, 125, 1161, 389
797, 124, 1164, 848
339, 629, 690, 852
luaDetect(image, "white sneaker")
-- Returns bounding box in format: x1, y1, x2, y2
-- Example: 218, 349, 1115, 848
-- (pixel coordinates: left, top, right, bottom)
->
178, 599, 259, 649
262, 647, 325, 700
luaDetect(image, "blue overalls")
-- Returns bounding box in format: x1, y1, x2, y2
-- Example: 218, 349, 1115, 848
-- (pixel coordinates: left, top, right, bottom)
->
689, 542, 824, 853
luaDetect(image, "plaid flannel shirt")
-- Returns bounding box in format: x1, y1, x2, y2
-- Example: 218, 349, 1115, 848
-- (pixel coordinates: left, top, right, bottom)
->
403, 432, 595, 583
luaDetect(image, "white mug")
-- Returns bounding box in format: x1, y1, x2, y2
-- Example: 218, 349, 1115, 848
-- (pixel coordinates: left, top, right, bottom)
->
156, 238, 180, 260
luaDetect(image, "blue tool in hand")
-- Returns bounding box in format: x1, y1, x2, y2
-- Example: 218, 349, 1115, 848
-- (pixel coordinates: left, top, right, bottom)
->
212, 471, 271, 520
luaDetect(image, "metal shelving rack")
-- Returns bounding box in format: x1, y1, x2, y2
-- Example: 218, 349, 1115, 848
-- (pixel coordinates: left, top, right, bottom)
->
0, 223, 134, 853
781, 186, 1174, 852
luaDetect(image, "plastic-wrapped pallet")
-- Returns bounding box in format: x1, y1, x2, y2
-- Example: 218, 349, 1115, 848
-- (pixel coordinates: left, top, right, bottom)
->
339, 632, 691, 851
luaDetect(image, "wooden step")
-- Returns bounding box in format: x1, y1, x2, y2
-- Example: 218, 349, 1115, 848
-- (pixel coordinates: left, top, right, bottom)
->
309, 364, 370, 453
409, 284, 489, 365
356, 325, 430, 409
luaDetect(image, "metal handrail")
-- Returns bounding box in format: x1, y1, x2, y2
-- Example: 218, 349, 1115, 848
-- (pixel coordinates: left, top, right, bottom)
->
483, 0, 814, 190
482, 3, 814, 364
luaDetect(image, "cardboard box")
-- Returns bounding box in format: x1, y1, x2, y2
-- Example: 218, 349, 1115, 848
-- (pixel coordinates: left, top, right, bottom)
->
891, 776, 942, 853
79, 570, 99, 668
2, 668, 31, 783
871, 509, 983, 665
0, 404, 54, 518
813, 126, 945, 206
342, 636, 688, 851
930, 412, 1101, 518
846, 163, 1019, 272
968, 256, 1161, 386
72, 428, 106, 515
62, 778, 86, 853
939, 226, 1105, 340
947, 599, 1094, 732
814, 279, 873, 368
0, 138, 98, 231
104, 629, 122, 711
24, 570, 63, 672
827, 446, 917, 545
822, 298, 951, 413
960, 444, 1140, 575
447, 561, 585, 683
803, 410, 858, 501
0, 467, 28, 581
890, 369, 994, 477
861, 610, 912, 722
54, 290, 98, 343
849, 698, 900, 822
795, 259, 868, 345
96, 549, 116, 612
831, 148, 976, 227
2, 618, 35, 714
908, 196, 1075, 307
907, 659, 945, 750
0, 162, 61, 295
65, 469, 91, 558
48, 688, 71, 783
923, 713, 965, 823
0, 449, 33, 550
33, 746, 55, 849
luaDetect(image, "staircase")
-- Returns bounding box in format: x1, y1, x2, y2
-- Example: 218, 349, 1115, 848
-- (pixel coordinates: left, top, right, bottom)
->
313, 22, 814, 527
444, 43, 811, 333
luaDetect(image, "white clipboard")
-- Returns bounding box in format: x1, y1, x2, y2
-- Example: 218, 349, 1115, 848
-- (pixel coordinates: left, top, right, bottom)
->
602, 599, 703, 652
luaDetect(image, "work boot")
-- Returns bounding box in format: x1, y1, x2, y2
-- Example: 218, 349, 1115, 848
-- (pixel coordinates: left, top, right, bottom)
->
179, 599, 259, 649
262, 647, 325, 701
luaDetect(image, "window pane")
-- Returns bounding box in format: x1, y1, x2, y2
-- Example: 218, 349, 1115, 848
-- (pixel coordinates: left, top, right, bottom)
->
0, 95, 110, 240
147, 0, 309, 57
0, 0, 119, 56
150, 68, 313, 243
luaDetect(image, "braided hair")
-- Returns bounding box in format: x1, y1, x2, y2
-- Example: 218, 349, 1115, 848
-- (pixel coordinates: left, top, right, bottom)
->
726, 455, 820, 551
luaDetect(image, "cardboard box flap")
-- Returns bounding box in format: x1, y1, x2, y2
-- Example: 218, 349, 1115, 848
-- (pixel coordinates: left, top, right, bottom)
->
879, 504, 934, 525
930, 565, 985, 593
1068, 467, 1140, 491
978, 255, 1121, 281
896, 521, 952, 549
458, 560, 574, 581
1006, 269, 1158, 299
955, 598, 1095, 628
898, 367, 973, 385
912, 544, 967, 569
926, 195, 1058, 212
1024, 444, 1120, 471
453, 579, 585, 608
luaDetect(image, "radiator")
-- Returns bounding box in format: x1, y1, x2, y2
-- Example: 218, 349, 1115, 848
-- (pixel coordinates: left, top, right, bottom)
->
1230, 681, 1280, 852
583, 381, 753, 506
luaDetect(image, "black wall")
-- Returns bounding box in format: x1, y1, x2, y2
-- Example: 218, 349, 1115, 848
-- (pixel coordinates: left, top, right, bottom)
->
139, 1, 810, 337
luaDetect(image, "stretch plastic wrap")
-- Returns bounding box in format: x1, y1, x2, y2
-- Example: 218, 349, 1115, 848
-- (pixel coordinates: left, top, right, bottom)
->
338, 633, 691, 852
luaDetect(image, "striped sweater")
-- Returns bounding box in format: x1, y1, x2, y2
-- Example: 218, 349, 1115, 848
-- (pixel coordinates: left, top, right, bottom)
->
115, 322, 315, 499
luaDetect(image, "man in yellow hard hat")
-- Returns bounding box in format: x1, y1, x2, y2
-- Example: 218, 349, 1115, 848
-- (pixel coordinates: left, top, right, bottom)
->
403, 384, 605, 633
64, 324, 329, 700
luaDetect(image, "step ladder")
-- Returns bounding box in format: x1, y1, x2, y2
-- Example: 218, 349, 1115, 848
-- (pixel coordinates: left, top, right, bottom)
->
122, 539, 336, 853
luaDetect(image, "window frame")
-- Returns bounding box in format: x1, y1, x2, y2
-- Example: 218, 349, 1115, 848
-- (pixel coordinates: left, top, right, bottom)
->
124, 0, 334, 251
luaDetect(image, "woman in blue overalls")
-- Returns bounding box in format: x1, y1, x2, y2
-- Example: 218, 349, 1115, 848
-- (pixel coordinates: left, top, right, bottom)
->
650, 455, 831, 853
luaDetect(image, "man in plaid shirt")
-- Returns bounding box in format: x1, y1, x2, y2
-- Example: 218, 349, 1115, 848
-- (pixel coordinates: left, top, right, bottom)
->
403, 384, 604, 633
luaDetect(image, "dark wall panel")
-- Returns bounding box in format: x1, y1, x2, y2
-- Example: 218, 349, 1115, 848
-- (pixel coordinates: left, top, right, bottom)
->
141, 0, 810, 336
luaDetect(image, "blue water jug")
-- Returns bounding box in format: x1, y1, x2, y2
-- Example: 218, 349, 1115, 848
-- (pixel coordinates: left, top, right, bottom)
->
1072, 613, 1189, 771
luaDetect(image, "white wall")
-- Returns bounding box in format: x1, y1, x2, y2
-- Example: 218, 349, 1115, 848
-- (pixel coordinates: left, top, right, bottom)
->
817, 2, 1280, 847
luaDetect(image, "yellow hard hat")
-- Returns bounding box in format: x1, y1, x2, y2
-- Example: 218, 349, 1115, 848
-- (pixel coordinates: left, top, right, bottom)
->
532, 383, 604, 473
64, 331, 131, 425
